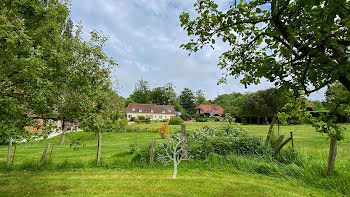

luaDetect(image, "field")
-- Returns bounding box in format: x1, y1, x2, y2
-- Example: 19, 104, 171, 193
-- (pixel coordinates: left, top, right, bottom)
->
0, 122, 349, 196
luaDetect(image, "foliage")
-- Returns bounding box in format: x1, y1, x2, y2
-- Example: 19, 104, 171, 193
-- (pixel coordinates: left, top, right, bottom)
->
150, 83, 177, 106
179, 88, 196, 114
68, 134, 86, 151
180, 112, 192, 121
130, 117, 136, 121
168, 117, 184, 125
138, 116, 146, 121
187, 125, 271, 159
212, 92, 245, 117
195, 89, 207, 105
129, 80, 152, 104
195, 117, 220, 122
159, 123, 170, 139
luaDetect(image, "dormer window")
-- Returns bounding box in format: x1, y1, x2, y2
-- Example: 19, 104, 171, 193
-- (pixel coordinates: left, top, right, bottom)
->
138, 109, 142, 112
150, 109, 154, 113
132, 108, 135, 111
168, 109, 172, 113
162, 110, 165, 113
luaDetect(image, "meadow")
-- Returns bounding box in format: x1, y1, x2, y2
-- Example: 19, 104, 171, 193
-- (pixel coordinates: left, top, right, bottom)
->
0, 122, 349, 196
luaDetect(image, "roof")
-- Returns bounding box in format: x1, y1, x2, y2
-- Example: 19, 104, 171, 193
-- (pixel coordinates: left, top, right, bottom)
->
126, 103, 176, 114
194, 104, 224, 114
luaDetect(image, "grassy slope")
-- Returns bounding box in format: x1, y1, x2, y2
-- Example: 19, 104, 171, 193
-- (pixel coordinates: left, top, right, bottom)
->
0, 122, 349, 196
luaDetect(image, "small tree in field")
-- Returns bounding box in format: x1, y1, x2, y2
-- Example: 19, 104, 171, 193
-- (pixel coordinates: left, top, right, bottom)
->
157, 133, 190, 178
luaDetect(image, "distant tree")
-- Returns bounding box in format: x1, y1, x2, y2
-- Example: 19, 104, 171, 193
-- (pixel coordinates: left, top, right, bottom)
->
195, 90, 207, 105
150, 83, 177, 105
213, 93, 245, 117
179, 88, 196, 114
129, 80, 152, 104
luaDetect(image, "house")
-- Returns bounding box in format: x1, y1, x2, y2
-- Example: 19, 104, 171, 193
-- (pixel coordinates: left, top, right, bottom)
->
194, 104, 224, 117
126, 103, 177, 120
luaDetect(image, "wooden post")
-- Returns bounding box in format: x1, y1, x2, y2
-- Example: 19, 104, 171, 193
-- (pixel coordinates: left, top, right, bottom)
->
274, 137, 292, 154
290, 132, 294, 149
327, 137, 337, 176
149, 138, 156, 165
265, 114, 277, 145
48, 144, 54, 162
6, 137, 12, 167
181, 123, 188, 159
38, 143, 50, 167
273, 135, 285, 151
11, 144, 17, 165
96, 131, 102, 166
59, 120, 66, 145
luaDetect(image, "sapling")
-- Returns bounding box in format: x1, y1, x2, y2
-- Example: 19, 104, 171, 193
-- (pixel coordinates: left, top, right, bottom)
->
157, 133, 190, 178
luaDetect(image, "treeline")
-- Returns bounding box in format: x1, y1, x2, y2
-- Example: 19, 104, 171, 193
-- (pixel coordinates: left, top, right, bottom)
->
125, 80, 349, 124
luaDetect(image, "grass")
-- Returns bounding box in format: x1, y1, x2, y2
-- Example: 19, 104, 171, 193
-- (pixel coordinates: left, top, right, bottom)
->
0, 122, 349, 196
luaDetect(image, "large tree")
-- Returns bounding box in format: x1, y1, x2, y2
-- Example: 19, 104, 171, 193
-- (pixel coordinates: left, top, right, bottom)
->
150, 83, 177, 105
129, 79, 152, 104
180, 0, 350, 175
179, 88, 196, 114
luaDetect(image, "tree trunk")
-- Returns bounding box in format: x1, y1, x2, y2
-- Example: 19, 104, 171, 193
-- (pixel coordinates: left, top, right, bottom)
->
96, 131, 102, 166
257, 117, 260, 124
6, 137, 12, 167
48, 144, 54, 162
59, 120, 66, 145
11, 144, 17, 165
327, 137, 337, 176
38, 143, 50, 167
173, 161, 177, 178
265, 114, 277, 145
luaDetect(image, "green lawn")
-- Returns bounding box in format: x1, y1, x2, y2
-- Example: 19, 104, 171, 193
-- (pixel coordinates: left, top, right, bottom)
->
0, 122, 349, 196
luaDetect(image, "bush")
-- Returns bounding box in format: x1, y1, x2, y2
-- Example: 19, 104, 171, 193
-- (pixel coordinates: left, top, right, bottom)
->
180, 113, 192, 121
130, 117, 135, 121
145, 117, 151, 124
187, 125, 271, 159
169, 117, 184, 125
160, 119, 168, 122
195, 117, 220, 122
134, 118, 140, 124
138, 116, 146, 121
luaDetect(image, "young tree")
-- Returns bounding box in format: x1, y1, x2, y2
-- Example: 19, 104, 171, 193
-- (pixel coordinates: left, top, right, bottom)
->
157, 133, 190, 178
195, 89, 207, 105
180, 0, 350, 175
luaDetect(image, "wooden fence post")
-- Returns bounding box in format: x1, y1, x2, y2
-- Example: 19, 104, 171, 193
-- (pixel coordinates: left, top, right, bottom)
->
149, 138, 157, 165
181, 123, 188, 159
273, 135, 285, 152
38, 143, 50, 167
290, 132, 294, 149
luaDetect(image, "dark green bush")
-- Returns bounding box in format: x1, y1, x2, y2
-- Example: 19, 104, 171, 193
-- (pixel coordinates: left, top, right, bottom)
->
180, 113, 192, 120
130, 117, 135, 121
169, 117, 184, 125
138, 116, 146, 121
196, 117, 220, 122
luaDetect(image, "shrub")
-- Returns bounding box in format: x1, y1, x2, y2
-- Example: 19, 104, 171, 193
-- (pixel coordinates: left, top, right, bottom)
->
180, 113, 192, 121
138, 116, 146, 121
145, 117, 151, 124
130, 117, 135, 121
169, 117, 184, 125
160, 119, 168, 122
134, 118, 140, 124
195, 117, 220, 122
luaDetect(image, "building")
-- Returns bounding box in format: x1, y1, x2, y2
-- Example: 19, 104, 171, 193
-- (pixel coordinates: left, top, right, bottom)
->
194, 104, 224, 117
126, 103, 177, 120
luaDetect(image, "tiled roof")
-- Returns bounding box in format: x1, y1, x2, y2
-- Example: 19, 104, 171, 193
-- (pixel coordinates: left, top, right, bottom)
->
126, 103, 176, 114
194, 104, 224, 114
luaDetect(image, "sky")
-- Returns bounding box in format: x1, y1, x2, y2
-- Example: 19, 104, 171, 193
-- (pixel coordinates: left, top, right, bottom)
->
70, 0, 326, 101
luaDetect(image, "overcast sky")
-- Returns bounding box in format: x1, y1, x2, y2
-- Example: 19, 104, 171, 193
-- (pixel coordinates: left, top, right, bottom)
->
70, 0, 326, 101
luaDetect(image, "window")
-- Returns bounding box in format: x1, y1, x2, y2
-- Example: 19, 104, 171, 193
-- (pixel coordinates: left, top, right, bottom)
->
162, 110, 165, 113
132, 108, 135, 111
150, 109, 154, 113
128, 115, 132, 118
165, 116, 167, 119
150, 115, 153, 120
168, 109, 172, 113
159, 116, 162, 120
138, 109, 142, 112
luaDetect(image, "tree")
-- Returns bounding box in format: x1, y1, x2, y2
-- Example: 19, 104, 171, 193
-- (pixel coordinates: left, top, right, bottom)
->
129, 80, 152, 104
195, 89, 207, 105
157, 133, 190, 178
179, 88, 196, 114
180, 0, 350, 175
150, 83, 177, 105
213, 93, 245, 118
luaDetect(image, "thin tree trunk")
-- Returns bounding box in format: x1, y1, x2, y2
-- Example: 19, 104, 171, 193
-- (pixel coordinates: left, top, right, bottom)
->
59, 120, 66, 145
48, 144, 54, 162
11, 144, 17, 165
327, 137, 337, 176
38, 143, 50, 167
173, 161, 177, 178
265, 114, 277, 145
6, 137, 12, 167
96, 131, 102, 166
43, 119, 47, 139
149, 138, 156, 165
